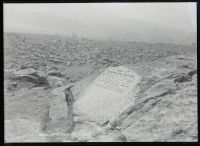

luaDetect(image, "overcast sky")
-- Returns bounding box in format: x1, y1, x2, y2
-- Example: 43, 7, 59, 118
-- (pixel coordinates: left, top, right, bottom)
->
4, 3, 197, 35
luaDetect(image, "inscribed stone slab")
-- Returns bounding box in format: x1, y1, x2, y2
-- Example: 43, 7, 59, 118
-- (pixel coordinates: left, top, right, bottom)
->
74, 66, 141, 124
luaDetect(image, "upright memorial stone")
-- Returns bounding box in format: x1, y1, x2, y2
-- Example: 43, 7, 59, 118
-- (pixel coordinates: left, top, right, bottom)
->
74, 66, 141, 125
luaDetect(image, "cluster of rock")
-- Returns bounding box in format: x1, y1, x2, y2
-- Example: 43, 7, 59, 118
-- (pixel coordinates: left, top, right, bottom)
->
40, 55, 197, 142
4, 32, 196, 72
4, 67, 68, 92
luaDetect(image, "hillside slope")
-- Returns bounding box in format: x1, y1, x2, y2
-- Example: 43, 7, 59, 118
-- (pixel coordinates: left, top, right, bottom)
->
4, 32, 197, 142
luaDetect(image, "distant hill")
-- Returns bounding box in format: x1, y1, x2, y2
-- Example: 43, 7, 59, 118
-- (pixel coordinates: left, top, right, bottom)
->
4, 9, 196, 45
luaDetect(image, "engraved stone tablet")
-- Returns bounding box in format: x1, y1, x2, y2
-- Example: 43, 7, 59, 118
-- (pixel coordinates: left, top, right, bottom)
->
74, 66, 141, 125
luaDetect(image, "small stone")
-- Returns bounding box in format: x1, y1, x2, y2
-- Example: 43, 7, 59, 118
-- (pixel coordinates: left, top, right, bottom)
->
47, 76, 66, 88
174, 74, 192, 83
20, 65, 29, 69
188, 69, 197, 77
48, 71, 65, 78
67, 62, 71, 66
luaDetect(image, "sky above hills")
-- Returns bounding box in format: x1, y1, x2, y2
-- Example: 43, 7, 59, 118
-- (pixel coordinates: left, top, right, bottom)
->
3, 3, 197, 44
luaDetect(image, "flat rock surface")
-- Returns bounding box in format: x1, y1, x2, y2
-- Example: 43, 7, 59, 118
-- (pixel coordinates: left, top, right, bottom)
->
74, 66, 141, 124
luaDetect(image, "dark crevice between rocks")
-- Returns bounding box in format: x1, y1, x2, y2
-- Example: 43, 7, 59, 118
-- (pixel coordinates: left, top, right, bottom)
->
64, 86, 75, 134
140, 91, 170, 105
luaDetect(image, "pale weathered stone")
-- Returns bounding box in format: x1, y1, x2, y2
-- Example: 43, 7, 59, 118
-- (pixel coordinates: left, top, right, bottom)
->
47, 76, 65, 88
74, 66, 141, 125
15, 68, 37, 76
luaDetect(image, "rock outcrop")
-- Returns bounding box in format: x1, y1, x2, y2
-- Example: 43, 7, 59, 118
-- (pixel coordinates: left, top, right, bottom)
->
41, 55, 197, 142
